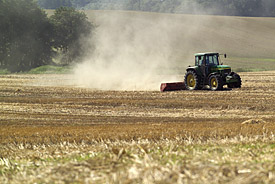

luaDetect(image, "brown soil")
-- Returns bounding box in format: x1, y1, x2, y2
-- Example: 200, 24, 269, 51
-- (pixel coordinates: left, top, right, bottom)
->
0, 72, 275, 144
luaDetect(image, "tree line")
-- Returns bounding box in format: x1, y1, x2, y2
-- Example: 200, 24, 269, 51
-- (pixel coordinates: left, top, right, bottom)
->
38, 0, 275, 17
0, 0, 93, 72
37, 0, 91, 9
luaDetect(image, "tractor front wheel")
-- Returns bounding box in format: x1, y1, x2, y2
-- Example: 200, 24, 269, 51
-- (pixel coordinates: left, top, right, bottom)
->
227, 73, 242, 88
232, 73, 242, 88
209, 75, 223, 91
184, 70, 201, 90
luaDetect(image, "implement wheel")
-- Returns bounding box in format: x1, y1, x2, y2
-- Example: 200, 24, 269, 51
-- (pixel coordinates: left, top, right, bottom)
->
184, 70, 201, 90
209, 75, 223, 91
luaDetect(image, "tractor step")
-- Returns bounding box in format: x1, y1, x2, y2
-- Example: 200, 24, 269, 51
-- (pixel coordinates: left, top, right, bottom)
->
160, 82, 186, 92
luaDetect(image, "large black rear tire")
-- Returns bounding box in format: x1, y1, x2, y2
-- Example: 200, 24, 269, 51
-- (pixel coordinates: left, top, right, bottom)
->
184, 70, 201, 90
209, 75, 223, 91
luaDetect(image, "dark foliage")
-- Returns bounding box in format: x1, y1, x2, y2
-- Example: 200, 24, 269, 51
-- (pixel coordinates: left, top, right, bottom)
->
50, 7, 93, 64
37, 0, 73, 9
0, 0, 94, 72
0, 0, 53, 72
38, 0, 275, 17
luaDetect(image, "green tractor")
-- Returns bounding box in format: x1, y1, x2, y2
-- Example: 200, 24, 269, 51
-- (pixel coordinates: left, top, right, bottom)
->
184, 52, 242, 91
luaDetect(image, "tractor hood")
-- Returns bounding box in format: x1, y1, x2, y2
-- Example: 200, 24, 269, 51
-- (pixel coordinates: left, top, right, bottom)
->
211, 65, 231, 72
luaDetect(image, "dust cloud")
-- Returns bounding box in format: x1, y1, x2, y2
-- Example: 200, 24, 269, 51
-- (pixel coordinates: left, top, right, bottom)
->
73, 12, 198, 91
73, 10, 275, 91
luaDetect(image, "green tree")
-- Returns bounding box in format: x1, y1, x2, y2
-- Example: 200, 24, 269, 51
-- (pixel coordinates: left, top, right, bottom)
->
71, 0, 91, 8
37, 0, 72, 9
0, 0, 53, 72
264, 0, 275, 16
125, 0, 141, 10
50, 7, 93, 64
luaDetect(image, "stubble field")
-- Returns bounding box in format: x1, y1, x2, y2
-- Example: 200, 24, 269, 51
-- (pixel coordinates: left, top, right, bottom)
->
0, 72, 275, 183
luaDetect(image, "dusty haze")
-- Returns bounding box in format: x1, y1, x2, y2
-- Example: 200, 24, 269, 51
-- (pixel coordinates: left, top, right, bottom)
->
73, 11, 275, 90
74, 12, 197, 90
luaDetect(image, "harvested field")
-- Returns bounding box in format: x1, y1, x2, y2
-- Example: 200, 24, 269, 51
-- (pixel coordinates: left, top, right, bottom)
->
0, 72, 275, 183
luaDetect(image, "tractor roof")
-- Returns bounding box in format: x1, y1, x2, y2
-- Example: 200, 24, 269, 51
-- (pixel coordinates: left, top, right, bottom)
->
194, 52, 219, 56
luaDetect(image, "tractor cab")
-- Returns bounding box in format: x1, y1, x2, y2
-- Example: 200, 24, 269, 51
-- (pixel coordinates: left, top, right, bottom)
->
195, 52, 220, 66
195, 52, 230, 77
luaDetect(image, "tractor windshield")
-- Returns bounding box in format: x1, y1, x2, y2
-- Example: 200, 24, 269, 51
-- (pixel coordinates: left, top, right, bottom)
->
195, 56, 204, 66
206, 55, 219, 65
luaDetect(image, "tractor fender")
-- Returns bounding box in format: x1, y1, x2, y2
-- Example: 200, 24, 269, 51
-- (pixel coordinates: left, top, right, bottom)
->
228, 72, 236, 76
186, 67, 202, 76
207, 72, 219, 79
186, 68, 197, 73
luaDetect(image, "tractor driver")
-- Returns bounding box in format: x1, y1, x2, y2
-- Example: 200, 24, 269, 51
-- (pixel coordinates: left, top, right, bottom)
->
205, 56, 210, 65
204, 56, 211, 76
198, 56, 204, 66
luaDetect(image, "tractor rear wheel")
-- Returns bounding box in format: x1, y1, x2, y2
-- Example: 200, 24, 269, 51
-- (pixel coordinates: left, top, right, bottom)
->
184, 70, 201, 90
209, 75, 223, 91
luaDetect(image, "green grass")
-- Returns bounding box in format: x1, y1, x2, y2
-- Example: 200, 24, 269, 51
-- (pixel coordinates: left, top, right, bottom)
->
0, 65, 72, 75
233, 68, 267, 72
224, 57, 275, 72
28, 65, 72, 74
0, 69, 10, 75
231, 57, 275, 62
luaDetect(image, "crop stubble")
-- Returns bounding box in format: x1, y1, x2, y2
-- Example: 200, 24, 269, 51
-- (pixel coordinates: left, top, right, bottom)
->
0, 73, 275, 183
0, 73, 275, 143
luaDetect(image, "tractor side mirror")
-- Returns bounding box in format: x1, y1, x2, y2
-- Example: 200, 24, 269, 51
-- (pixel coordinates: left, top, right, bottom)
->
224, 54, 227, 58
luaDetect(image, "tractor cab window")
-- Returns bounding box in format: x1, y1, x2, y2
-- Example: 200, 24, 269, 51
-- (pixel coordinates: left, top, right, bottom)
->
195, 56, 204, 66
206, 55, 219, 65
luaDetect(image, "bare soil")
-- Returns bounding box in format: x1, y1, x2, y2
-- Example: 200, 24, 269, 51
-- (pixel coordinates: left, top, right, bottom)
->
0, 72, 275, 144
